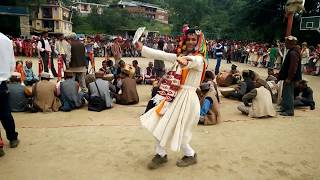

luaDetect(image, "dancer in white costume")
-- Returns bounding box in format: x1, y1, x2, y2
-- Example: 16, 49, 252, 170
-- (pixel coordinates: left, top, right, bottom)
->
135, 27, 207, 169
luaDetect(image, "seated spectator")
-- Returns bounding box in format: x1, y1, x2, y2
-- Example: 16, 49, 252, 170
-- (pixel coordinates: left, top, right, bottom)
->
266, 68, 277, 82
144, 62, 156, 85
229, 64, 241, 84
107, 59, 117, 75
294, 80, 315, 110
98, 60, 114, 82
203, 70, 220, 102
216, 64, 241, 87
7, 72, 28, 112
198, 82, 221, 125
237, 79, 276, 118
144, 80, 161, 113
15, 60, 26, 84
32, 72, 61, 112
132, 60, 143, 84
58, 71, 85, 112
99, 60, 111, 74
24, 60, 38, 86
88, 72, 113, 110
114, 64, 139, 105
227, 70, 255, 101
114, 60, 126, 92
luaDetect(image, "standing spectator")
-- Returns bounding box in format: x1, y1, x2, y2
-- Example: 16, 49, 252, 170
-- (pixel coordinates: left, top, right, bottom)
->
69, 35, 87, 90
37, 31, 51, 73
0, 33, 20, 157
214, 42, 223, 75
301, 42, 309, 73
278, 36, 302, 116
85, 37, 94, 72
268, 44, 277, 68
112, 37, 122, 66
54, 33, 69, 65
154, 39, 166, 78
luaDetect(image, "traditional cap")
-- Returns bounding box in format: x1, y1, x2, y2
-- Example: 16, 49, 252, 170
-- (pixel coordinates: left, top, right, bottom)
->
256, 78, 267, 88
40, 72, 52, 79
26, 60, 33, 65
200, 82, 211, 91
66, 33, 76, 40
285, 35, 298, 41
121, 64, 135, 78
302, 42, 307, 46
95, 71, 105, 78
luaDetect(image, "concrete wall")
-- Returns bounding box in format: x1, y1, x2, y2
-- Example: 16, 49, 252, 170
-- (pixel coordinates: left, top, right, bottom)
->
20, 16, 30, 37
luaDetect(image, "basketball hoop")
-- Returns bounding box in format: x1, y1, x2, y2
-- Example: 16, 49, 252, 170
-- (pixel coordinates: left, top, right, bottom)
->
300, 16, 320, 33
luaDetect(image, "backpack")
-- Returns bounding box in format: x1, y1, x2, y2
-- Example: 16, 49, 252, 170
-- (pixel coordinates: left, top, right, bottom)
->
88, 82, 106, 112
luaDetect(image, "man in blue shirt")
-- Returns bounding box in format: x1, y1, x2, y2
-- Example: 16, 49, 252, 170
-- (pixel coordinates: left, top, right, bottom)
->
215, 42, 224, 75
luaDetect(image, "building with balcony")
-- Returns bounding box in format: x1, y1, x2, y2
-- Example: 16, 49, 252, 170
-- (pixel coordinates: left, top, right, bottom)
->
110, 0, 169, 24
72, 0, 109, 15
30, 0, 72, 34
0, 5, 30, 37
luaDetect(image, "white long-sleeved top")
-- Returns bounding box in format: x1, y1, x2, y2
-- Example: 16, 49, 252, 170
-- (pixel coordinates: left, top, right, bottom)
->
0, 33, 15, 83
37, 38, 51, 52
54, 39, 69, 55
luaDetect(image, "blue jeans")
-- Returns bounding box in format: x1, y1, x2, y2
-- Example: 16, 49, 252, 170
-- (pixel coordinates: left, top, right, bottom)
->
0, 82, 18, 141
200, 98, 213, 117
215, 56, 222, 74
281, 82, 294, 114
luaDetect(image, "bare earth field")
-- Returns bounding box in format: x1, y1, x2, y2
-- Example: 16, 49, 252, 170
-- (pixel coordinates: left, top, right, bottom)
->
0, 57, 320, 180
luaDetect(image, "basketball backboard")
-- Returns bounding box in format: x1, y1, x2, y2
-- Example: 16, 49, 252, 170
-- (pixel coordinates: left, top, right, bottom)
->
300, 16, 320, 33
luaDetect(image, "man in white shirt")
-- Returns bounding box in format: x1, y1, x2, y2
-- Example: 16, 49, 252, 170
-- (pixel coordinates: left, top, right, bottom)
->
54, 33, 69, 66
37, 31, 51, 73
0, 32, 20, 157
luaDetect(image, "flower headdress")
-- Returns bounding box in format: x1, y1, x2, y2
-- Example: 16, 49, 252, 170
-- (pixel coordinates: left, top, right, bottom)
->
177, 26, 208, 62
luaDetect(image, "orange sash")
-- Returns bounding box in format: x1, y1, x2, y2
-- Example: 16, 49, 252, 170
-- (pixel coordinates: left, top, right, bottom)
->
155, 56, 207, 116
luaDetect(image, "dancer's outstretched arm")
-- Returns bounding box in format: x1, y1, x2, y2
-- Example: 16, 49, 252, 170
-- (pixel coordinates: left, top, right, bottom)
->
135, 42, 177, 63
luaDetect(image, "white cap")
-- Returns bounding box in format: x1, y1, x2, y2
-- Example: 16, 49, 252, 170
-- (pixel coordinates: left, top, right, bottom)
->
40, 72, 52, 79
11, 72, 21, 78
285, 35, 298, 41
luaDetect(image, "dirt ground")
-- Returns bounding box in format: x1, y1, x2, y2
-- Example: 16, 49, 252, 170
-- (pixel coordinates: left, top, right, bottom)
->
0, 57, 320, 180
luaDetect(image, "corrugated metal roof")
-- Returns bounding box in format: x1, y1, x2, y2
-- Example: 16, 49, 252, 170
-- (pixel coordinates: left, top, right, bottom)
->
117, 0, 166, 11
0, 5, 29, 16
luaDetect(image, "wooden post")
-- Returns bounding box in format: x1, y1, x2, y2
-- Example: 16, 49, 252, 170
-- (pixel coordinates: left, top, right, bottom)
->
286, 12, 294, 36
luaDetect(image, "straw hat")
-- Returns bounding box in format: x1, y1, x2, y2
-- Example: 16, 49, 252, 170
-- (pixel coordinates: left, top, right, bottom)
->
95, 71, 105, 78
121, 64, 136, 78
24, 86, 33, 97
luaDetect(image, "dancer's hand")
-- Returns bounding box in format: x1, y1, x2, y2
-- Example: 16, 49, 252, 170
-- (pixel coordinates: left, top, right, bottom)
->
177, 56, 190, 66
135, 41, 143, 51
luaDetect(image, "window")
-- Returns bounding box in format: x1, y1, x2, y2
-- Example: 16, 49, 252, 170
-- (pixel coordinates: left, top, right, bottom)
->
42, 7, 52, 18
55, 21, 59, 29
